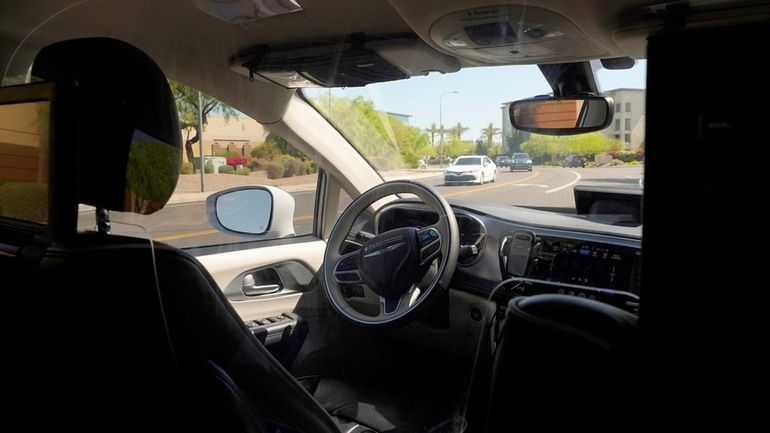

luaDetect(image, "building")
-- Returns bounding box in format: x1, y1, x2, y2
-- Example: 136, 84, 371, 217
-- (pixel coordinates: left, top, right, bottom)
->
387, 112, 412, 124
187, 114, 269, 158
502, 88, 645, 152
601, 88, 645, 150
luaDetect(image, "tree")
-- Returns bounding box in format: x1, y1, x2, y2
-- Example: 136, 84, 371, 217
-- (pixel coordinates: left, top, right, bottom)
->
308, 94, 432, 168
450, 122, 469, 141
480, 123, 501, 148
475, 138, 488, 156
424, 123, 440, 146
505, 128, 530, 154
170, 80, 237, 170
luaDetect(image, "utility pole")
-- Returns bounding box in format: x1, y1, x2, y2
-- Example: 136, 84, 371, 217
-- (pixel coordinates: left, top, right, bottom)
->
439, 91, 458, 168
198, 91, 205, 192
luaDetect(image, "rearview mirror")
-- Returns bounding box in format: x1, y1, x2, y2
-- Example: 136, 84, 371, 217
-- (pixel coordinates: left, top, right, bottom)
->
206, 185, 296, 237
509, 96, 613, 135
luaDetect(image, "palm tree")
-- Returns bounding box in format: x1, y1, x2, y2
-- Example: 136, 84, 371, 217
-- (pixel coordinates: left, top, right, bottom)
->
452, 122, 469, 141
424, 123, 440, 146
480, 123, 501, 147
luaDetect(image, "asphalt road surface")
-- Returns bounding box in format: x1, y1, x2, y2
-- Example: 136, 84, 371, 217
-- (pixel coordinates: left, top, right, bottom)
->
79, 166, 643, 249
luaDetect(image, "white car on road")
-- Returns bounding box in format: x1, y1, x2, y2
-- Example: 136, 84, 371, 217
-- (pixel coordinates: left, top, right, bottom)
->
444, 155, 497, 185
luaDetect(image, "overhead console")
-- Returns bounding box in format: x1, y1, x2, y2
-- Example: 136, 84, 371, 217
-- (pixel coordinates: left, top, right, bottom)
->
230, 33, 460, 88
428, 5, 607, 64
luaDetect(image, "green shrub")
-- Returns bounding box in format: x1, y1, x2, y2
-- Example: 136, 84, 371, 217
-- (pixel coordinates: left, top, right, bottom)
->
247, 160, 258, 171
236, 167, 251, 176
0, 182, 48, 222
218, 165, 235, 174
305, 160, 317, 174
252, 158, 269, 170
204, 162, 214, 174
628, 160, 639, 165
265, 162, 284, 179
125, 137, 179, 207
611, 159, 625, 166
180, 161, 193, 175
281, 155, 303, 177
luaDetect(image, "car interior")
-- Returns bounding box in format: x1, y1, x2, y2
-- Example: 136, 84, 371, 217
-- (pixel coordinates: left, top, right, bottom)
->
1, 0, 767, 431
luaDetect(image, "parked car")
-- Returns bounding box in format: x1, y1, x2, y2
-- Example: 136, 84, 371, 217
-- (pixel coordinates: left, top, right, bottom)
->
494, 155, 511, 168
563, 154, 587, 168
510, 152, 533, 172
444, 155, 497, 185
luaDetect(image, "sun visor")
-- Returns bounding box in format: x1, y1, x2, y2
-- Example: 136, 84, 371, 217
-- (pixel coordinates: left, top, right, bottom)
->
229, 34, 460, 88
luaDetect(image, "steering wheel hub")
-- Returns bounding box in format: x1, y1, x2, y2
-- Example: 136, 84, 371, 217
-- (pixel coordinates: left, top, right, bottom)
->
358, 227, 420, 298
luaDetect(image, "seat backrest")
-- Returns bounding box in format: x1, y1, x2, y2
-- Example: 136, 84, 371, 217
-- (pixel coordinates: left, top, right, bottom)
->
486, 294, 638, 430
3, 37, 340, 433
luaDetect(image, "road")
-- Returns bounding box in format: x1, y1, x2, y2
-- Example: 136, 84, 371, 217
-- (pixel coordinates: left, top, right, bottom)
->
79, 166, 643, 248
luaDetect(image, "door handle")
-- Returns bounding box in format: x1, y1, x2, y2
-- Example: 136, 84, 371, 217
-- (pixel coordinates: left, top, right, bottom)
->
242, 274, 281, 296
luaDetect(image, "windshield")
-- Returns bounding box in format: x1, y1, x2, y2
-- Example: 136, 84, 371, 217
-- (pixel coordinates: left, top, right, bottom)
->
455, 157, 481, 166
304, 62, 645, 213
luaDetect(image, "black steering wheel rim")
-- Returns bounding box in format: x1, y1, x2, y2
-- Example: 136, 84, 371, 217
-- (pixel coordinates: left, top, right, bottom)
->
322, 180, 459, 325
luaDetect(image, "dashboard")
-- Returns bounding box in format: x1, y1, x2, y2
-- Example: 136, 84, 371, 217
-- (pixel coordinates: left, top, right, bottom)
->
375, 201, 642, 314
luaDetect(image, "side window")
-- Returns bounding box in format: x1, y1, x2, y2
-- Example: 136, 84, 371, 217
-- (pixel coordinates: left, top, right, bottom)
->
0, 98, 49, 224
76, 81, 319, 249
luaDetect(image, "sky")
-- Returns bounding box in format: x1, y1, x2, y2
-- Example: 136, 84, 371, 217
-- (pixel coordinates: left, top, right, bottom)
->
304, 60, 646, 141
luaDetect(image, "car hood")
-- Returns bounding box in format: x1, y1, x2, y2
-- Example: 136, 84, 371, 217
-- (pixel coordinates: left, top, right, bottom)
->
446, 165, 483, 173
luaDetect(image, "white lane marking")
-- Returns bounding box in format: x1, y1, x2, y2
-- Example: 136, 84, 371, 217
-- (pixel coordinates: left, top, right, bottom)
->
545, 171, 581, 194
510, 184, 549, 188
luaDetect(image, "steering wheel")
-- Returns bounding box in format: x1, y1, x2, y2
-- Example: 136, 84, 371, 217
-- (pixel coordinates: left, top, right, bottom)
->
323, 180, 459, 325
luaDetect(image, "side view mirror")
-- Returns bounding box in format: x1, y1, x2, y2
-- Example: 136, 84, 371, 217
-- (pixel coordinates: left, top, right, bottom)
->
206, 185, 295, 237
509, 95, 613, 135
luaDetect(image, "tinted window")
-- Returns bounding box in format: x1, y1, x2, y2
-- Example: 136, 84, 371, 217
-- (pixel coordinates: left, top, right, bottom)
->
455, 157, 481, 165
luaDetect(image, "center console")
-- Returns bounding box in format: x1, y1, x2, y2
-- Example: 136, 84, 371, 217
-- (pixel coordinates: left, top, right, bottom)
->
499, 231, 641, 313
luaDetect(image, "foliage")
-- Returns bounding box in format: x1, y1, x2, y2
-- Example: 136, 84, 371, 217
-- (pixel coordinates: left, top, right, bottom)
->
521, 132, 623, 162
180, 161, 193, 175
480, 123, 501, 147
443, 139, 474, 158
475, 138, 488, 156
218, 165, 235, 174
169, 80, 238, 167
487, 143, 503, 158
424, 123, 440, 146
450, 122, 470, 141
609, 150, 645, 162
236, 167, 252, 176
0, 182, 47, 222
309, 95, 432, 170
204, 162, 214, 174
226, 156, 248, 167
281, 155, 304, 177
125, 138, 180, 209
265, 162, 284, 179
505, 128, 531, 154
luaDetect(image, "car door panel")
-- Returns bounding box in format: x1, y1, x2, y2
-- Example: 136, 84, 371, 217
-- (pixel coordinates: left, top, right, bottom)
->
195, 239, 326, 321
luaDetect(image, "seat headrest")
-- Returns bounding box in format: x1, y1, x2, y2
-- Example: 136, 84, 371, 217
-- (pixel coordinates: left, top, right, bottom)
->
31, 38, 181, 214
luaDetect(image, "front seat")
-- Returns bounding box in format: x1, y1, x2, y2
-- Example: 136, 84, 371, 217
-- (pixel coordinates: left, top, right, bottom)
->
486, 294, 638, 430
15, 37, 346, 433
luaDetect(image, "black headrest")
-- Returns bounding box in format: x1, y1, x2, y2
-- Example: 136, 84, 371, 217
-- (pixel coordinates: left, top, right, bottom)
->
32, 38, 181, 214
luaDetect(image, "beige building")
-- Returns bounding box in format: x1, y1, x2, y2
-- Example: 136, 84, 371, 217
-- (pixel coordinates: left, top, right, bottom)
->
187, 114, 269, 158
601, 88, 645, 150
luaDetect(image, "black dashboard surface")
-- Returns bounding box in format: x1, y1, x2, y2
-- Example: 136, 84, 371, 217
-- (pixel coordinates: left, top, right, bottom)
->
375, 200, 642, 313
